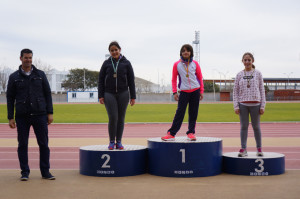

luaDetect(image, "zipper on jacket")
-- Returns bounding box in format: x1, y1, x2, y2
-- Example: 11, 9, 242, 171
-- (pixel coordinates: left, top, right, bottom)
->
116, 74, 118, 93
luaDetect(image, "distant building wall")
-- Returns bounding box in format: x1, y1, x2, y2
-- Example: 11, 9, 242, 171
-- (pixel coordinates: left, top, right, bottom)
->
67, 91, 98, 103
273, 90, 300, 101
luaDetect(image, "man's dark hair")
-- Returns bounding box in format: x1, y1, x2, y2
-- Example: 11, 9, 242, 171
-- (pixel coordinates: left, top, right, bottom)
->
20, 49, 33, 57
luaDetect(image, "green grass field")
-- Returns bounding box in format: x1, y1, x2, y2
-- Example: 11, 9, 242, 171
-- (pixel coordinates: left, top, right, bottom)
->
0, 103, 299, 123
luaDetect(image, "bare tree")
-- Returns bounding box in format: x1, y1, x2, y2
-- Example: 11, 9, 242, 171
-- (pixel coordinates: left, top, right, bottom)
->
0, 66, 11, 92
33, 58, 54, 81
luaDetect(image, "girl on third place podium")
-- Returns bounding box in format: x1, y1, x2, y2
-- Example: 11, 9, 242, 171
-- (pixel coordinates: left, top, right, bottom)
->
233, 52, 266, 157
98, 41, 136, 150
161, 44, 204, 141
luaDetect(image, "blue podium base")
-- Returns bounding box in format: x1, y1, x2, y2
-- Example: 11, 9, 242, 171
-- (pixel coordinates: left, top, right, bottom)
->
80, 145, 147, 177
223, 152, 285, 176
148, 137, 222, 177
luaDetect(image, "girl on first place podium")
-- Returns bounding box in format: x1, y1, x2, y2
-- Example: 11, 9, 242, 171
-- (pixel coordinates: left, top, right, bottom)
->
162, 44, 204, 141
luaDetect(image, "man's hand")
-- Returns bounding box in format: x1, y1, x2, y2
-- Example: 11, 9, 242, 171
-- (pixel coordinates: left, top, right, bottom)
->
48, 114, 53, 125
130, 99, 135, 106
99, 98, 104, 104
9, 119, 16, 129
260, 109, 265, 115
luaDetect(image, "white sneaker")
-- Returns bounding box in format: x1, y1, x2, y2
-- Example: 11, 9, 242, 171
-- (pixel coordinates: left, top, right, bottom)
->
257, 147, 264, 156
238, 148, 248, 157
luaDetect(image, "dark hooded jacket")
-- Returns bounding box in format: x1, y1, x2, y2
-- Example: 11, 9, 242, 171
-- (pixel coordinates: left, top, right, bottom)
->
98, 56, 136, 99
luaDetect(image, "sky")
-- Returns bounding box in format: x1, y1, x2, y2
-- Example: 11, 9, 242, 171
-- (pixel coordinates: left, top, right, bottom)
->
1, 0, 300, 86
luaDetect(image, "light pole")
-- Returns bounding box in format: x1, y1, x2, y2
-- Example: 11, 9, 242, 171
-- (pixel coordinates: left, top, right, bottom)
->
83, 68, 86, 91
218, 71, 229, 91
211, 68, 218, 101
283, 72, 293, 89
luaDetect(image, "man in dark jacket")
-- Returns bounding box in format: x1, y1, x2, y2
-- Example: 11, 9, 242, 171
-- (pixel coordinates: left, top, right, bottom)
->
6, 49, 55, 181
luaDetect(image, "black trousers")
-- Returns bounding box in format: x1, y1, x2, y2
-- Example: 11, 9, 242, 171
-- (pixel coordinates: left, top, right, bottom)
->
168, 89, 200, 136
15, 115, 50, 175
104, 91, 129, 142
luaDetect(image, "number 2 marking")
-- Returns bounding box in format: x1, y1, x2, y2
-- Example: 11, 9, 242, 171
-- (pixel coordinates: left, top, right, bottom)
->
255, 158, 264, 172
101, 154, 111, 168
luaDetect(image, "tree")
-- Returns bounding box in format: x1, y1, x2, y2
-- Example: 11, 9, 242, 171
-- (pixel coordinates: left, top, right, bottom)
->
33, 58, 54, 81
62, 68, 99, 91
204, 81, 220, 93
264, 85, 270, 93
0, 66, 11, 92
33, 58, 53, 73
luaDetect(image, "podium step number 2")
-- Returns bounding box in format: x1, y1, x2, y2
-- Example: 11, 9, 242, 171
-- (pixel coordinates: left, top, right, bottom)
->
80, 145, 147, 177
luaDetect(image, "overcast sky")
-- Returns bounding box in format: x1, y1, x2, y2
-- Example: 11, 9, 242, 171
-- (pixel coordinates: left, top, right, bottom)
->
1, 0, 299, 85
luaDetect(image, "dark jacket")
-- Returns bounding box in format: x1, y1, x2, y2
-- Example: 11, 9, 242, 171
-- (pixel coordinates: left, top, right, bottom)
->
98, 56, 136, 99
6, 65, 53, 119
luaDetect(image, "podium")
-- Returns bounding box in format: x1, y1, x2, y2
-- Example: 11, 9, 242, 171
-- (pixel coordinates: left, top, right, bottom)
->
148, 137, 222, 177
223, 152, 285, 176
80, 145, 147, 177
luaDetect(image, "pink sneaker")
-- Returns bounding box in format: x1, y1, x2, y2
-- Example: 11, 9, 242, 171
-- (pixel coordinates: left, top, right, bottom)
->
161, 132, 175, 141
187, 133, 196, 141
257, 147, 263, 156
238, 148, 247, 157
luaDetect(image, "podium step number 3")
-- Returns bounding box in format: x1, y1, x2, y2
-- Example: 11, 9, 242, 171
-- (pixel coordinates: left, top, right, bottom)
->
223, 152, 285, 176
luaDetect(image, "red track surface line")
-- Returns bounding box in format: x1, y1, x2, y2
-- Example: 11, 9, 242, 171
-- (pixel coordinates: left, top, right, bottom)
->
0, 123, 299, 138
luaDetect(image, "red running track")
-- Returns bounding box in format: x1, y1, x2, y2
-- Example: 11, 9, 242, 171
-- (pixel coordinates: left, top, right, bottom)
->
0, 123, 299, 170
0, 146, 299, 170
0, 123, 299, 138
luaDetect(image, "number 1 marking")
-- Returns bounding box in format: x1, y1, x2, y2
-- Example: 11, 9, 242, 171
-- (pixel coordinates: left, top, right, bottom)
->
180, 149, 185, 163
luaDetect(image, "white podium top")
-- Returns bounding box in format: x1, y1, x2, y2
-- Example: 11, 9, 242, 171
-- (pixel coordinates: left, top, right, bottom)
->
223, 152, 285, 159
148, 137, 222, 143
80, 145, 147, 151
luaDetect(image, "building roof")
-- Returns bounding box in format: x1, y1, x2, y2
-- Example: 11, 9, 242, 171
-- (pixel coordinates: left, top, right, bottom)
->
204, 78, 300, 83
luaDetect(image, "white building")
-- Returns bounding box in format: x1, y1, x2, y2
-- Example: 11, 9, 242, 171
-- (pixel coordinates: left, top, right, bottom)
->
67, 91, 98, 102
46, 69, 69, 93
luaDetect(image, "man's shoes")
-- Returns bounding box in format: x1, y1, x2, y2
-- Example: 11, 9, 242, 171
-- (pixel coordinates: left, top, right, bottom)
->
161, 132, 175, 141
187, 133, 196, 141
257, 147, 264, 156
238, 148, 248, 157
20, 173, 29, 181
42, 172, 56, 180
116, 142, 124, 150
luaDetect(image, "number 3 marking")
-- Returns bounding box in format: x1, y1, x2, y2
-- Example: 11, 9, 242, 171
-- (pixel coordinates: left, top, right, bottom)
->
255, 158, 264, 172
101, 154, 111, 168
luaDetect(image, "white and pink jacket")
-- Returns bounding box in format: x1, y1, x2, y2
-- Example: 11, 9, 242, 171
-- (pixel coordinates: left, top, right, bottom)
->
172, 60, 204, 94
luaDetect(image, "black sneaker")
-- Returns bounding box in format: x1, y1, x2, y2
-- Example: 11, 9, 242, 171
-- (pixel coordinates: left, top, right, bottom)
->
42, 173, 56, 180
20, 173, 29, 181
